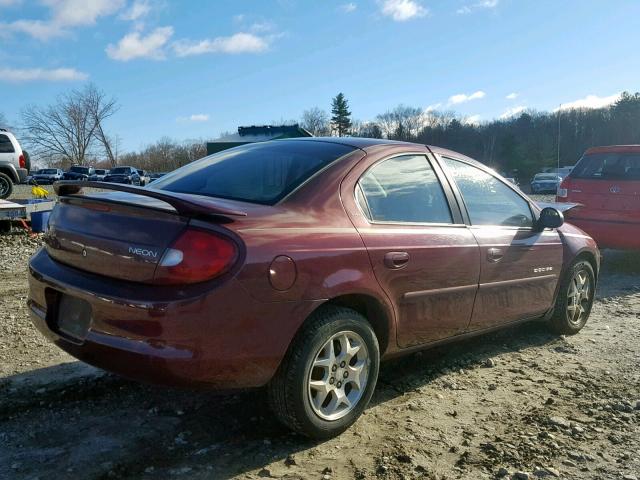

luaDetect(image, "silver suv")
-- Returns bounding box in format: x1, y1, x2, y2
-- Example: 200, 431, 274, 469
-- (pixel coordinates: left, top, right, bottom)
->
0, 129, 28, 199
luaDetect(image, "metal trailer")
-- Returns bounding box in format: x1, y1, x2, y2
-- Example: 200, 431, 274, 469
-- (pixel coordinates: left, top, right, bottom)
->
0, 199, 56, 232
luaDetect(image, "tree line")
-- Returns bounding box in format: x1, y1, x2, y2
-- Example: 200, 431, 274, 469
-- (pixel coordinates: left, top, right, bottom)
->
8, 86, 640, 181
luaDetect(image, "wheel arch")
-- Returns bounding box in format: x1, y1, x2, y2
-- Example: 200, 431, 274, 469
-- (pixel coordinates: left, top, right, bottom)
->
319, 293, 393, 356
574, 249, 599, 279
0, 165, 18, 183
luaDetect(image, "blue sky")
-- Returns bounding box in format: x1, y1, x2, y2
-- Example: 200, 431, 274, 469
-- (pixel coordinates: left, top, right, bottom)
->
1, 0, 640, 152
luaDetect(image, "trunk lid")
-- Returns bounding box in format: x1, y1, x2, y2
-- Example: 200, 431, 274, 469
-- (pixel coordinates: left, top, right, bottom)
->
44, 194, 190, 282
45, 183, 249, 283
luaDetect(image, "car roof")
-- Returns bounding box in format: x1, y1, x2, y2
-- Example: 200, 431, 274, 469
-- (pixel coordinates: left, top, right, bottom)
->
585, 145, 640, 154
283, 136, 415, 149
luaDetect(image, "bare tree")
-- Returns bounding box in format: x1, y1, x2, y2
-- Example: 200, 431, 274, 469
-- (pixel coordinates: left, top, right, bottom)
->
376, 105, 423, 140
301, 107, 329, 136
21, 84, 118, 166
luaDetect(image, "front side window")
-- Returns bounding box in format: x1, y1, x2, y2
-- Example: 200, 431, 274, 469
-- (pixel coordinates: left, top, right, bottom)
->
357, 155, 452, 224
444, 157, 533, 228
0, 134, 15, 153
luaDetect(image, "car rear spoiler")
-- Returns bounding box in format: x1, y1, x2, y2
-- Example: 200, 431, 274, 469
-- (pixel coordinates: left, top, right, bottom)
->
54, 181, 248, 218
535, 201, 582, 213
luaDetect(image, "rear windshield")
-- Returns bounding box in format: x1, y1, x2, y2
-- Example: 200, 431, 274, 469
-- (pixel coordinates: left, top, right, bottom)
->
151, 141, 356, 204
95, 169, 106, 174
534, 174, 558, 180
110, 167, 131, 174
572, 152, 640, 180
70, 167, 90, 173
41, 169, 58, 174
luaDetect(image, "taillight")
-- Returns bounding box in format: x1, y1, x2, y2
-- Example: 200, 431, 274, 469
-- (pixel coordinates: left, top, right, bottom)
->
556, 178, 569, 200
19, 154, 25, 169
154, 229, 238, 284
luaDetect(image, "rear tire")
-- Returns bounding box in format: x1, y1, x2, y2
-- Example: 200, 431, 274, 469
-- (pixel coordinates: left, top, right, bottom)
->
268, 306, 380, 439
549, 260, 595, 335
0, 173, 13, 199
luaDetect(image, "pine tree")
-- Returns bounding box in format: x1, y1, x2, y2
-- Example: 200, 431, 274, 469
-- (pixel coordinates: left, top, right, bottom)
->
331, 93, 352, 137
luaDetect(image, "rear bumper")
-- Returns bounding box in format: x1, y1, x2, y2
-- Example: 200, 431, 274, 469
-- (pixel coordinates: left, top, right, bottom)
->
566, 217, 640, 250
28, 248, 322, 389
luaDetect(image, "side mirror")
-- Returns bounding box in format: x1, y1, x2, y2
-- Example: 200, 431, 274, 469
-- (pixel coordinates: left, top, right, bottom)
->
537, 207, 564, 230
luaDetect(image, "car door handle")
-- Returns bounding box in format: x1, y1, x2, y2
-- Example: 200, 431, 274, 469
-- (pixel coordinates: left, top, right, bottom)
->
384, 251, 410, 269
487, 248, 504, 262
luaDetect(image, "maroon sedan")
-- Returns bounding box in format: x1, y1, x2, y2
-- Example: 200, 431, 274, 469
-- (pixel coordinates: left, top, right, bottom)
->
28, 138, 599, 438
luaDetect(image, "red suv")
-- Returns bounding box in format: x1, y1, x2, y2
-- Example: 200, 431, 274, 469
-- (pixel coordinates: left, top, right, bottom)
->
28, 138, 599, 438
557, 145, 640, 249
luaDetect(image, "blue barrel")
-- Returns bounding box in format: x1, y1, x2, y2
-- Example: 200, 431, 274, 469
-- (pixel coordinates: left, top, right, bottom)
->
31, 210, 51, 233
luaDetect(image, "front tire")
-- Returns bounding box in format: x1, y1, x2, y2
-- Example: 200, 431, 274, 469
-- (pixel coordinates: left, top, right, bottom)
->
268, 306, 380, 439
549, 260, 595, 335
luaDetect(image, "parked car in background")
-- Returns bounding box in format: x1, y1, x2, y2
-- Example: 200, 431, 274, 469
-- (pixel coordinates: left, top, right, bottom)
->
555, 166, 574, 179
89, 169, 109, 181
0, 128, 28, 199
30, 138, 599, 439
63, 166, 95, 181
30, 168, 64, 184
557, 145, 640, 249
103, 166, 141, 185
137, 169, 150, 186
530, 173, 562, 193
148, 172, 167, 182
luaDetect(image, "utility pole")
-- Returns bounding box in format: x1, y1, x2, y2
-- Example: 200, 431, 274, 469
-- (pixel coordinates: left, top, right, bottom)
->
557, 104, 562, 172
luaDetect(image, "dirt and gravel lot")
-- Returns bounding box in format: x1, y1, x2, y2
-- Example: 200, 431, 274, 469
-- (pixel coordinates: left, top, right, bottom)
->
0, 190, 638, 480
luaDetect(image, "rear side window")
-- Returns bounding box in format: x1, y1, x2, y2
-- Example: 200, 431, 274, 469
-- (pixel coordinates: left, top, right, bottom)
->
0, 134, 15, 153
572, 152, 640, 180
357, 155, 452, 224
152, 141, 355, 205
444, 157, 533, 228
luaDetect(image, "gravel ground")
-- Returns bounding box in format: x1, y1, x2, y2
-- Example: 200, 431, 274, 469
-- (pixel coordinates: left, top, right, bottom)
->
0, 193, 638, 480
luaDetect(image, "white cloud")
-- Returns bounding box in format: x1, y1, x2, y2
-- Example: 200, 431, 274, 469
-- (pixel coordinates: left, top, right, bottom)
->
0, 67, 88, 82
457, 0, 499, 14
499, 105, 526, 119
380, 0, 428, 21
340, 2, 357, 13
106, 26, 173, 61
47, 0, 125, 27
506, 92, 518, 100
556, 93, 622, 111
172, 32, 269, 57
426, 102, 442, 112
177, 114, 210, 122
448, 90, 486, 105
4, 19, 64, 40
249, 21, 275, 33
463, 114, 482, 125
3, 0, 125, 40
120, 0, 151, 21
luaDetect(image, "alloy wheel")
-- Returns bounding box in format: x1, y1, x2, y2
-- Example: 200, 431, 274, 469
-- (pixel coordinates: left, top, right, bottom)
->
307, 331, 369, 421
566, 269, 592, 326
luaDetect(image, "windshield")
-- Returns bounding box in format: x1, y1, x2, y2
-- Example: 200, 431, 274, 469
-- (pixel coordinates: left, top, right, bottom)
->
572, 152, 640, 180
95, 169, 106, 174
534, 174, 558, 180
41, 169, 58, 174
110, 167, 130, 174
152, 141, 356, 204
70, 167, 89, 173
